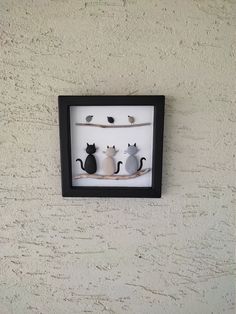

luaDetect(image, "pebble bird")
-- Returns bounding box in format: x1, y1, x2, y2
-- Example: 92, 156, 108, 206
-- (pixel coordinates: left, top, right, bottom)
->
107, 116, 114, 124
128, 115, 135, 124
86, 115, 93, 123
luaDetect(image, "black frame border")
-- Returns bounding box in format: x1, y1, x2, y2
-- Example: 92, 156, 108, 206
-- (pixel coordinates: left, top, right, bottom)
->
58, 95, 165, 198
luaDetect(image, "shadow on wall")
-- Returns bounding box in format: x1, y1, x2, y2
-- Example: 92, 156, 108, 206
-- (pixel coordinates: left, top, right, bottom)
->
161, 96, 176, 195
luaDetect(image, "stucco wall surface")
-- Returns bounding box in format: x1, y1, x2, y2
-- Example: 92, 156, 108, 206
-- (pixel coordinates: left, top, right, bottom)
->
0, 0, 235, 313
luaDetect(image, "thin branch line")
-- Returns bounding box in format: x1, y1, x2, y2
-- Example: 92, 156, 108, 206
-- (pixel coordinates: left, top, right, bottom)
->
75, 122, 151, 128
73, 168, 150, 180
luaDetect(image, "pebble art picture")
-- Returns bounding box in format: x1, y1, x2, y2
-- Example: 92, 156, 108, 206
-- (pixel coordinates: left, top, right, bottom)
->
58, 96, 164, 197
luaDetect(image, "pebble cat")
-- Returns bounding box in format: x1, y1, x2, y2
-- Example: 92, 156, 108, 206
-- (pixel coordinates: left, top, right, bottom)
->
76, 143, 97, 174
102, 145, 122, 175
124, 143, 146, 174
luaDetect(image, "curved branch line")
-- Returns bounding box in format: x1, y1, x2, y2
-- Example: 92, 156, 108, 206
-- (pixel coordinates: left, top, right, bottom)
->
75, 122, 151, 128
73, 168, 151, 180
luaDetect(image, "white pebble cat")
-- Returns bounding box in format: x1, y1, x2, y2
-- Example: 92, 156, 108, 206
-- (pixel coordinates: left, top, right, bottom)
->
102, 146, 122, 175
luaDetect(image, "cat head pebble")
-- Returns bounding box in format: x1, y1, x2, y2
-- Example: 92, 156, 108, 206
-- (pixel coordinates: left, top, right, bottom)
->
86, 143, 96, 154
103, 145, 118, 157
124, 143, 138, 155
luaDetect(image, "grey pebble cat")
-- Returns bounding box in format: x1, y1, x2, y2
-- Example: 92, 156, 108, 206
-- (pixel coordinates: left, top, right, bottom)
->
124, 143, 146, 174
102, 146, 122, 175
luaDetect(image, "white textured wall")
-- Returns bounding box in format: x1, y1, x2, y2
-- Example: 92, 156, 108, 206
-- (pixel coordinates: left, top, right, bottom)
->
0, 0, 235, 313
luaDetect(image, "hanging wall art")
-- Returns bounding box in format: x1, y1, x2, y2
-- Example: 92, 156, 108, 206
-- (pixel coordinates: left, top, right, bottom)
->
58, 95, 164, 198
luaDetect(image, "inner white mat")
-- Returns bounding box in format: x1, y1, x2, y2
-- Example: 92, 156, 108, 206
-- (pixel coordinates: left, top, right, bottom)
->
70, 105, 154, 187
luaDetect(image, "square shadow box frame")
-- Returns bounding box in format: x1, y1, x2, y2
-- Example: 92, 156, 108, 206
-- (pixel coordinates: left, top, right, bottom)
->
58, 95, 164, 198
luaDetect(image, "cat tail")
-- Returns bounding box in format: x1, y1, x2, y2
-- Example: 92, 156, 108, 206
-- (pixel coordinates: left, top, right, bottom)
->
114, 161, 123, 174
137, 157, 146, 172
76, 158, 85, 171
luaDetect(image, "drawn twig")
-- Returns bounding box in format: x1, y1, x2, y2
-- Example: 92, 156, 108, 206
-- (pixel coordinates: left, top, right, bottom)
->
73, 168, 150, 180
75, 122, 151, 128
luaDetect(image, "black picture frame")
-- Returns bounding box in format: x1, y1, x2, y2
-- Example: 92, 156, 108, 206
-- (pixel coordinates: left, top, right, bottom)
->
58, 95, 164, 198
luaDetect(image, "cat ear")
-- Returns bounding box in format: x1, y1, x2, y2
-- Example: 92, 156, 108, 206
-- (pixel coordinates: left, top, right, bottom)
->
93, 143, 95, 147
87, 143, 89, 147
128, 143, 130, 147
113, 145, 115, 148
107, 145, 109, 148
134, 143, 136, 147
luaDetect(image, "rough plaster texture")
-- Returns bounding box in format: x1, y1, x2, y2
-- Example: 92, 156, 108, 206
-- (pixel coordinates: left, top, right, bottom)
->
0, 0, 235, 313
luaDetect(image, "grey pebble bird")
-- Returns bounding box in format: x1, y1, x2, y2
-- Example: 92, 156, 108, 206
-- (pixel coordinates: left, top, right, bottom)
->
128, 115, 135, 124
86, 115, 93, 123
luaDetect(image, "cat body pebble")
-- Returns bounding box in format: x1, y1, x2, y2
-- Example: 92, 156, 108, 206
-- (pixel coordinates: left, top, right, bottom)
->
125, 143, 146, 174
76, 143, 97, 174
102, 146, 122, 175
125, 155, 139, 174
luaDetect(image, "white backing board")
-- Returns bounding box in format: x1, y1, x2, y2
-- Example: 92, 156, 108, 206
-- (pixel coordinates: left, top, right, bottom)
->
70, 105, 154, 187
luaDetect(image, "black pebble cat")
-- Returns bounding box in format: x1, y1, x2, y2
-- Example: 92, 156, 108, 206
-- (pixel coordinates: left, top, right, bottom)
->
76, 143, 97, 174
